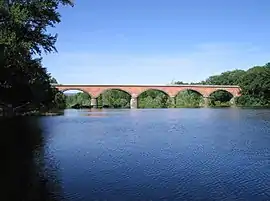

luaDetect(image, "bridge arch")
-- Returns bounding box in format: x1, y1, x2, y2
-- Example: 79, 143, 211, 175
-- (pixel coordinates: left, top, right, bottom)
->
176, 89, 204, 97
96, 88, 132, 109
174, 89, 204, 108
96, 88, 132, 98
60, 88, 93, 97
208, 89, 234, 107
137, 88, 170, 98
137, 89, 170, 108
62, 89, 92, 109
208, 89, 234, 97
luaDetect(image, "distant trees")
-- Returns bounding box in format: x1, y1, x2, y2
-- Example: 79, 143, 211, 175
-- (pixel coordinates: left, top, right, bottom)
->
175, 90, 204, 108
174, 81, 189, 85
98, 89, 130, 108
174, 63, 270, 107
237, 64, 270, 106
138, 90, 170, 108
66, 93, 91, 108
202, 70, 246, 85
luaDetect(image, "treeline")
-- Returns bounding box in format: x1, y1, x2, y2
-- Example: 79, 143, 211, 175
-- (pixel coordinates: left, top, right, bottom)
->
195, 63, 270, 106
0, 0, 72, 116
65, 63, 270, 108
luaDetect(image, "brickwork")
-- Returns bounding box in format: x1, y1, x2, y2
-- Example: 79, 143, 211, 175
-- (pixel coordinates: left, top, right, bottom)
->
55, 84, 241, 98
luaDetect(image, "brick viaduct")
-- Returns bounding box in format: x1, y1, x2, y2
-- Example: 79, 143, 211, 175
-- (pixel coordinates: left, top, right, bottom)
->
54, 84, 241, 109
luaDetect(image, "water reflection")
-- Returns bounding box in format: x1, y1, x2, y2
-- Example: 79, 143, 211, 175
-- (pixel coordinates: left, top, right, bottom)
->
2, 117, 63, 201
64, 108, 135, 117
2, 109, 270, 201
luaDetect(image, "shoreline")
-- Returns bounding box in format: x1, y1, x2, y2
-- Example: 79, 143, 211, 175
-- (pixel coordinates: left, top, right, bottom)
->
1, 106, 270, 118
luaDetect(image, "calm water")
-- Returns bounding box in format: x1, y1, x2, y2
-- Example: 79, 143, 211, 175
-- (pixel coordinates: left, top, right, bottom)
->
3, 109, 270, 201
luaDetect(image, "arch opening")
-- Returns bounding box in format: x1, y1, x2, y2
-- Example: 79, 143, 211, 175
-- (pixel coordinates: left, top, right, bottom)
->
137, 89, 170, 108
63, 89, 92, 109
175, 89, 204, 108
97, 89, 131, 109
208, 90, 234, 107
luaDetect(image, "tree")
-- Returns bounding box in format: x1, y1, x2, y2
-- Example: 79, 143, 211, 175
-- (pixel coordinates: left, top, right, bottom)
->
175, 90, 204, 107
65, 92, 92, 108
0, 0, 73, 114
1, 0, 74, 55
176, 63, 270, 107
138, 90, 170, 108
238, 64, 270, 106
203, 70, 246, 85
174, 81, 189, 85
49, 77, 58, 84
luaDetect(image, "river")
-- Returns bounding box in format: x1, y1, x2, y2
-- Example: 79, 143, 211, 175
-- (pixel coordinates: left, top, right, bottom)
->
3, 108, 270, 201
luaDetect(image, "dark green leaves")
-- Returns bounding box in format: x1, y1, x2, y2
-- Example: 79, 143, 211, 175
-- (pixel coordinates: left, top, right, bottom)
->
0, 0, 72, 114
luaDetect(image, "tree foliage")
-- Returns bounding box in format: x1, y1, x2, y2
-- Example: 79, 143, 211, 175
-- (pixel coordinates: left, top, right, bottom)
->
138, 90, 171, 108
174, 63, 270, 107
208, 90, 233, 107
175, 90, 204, 108
202, 70, 246, 85
98, 89, 130, 108
237, 64, 270, 106
0, 0, 72, 114
65, 92, 92, 108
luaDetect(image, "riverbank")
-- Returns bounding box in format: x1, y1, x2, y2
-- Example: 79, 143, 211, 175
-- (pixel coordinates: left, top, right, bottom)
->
1, 106, 270, 118
0, 110, 64, 118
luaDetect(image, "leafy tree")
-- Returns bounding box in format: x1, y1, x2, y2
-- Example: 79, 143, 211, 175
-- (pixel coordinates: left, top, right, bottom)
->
209, 90, 233, 107
0, 0, 73, 114
174, 81, 189, 85
138, 90, 170, 108
98, 89, 130, 108
1, 0, 73, 54
49, 77, 58, 84
65, 90, 131, 109
65, 92, 91, 108
185, 64, 270, 107
238, 64, 270, 106
203, 70, 246, 85
175, 90, 204, 107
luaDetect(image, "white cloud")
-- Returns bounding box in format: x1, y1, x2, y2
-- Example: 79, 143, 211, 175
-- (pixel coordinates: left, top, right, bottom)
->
43, 42, 270, 84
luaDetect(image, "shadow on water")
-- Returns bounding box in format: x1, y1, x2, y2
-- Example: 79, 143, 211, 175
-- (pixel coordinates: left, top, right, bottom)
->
2, 117, 63, 201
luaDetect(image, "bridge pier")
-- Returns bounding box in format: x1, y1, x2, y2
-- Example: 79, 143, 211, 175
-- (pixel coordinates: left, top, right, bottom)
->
203, 96, 210, 107
230, 97, 236, 107
91, 97, 98, 108
130, 96, 138, 109
170, 96, 176, 108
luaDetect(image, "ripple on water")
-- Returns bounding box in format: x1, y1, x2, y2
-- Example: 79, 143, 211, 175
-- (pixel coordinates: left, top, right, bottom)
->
37, 109, 270, 201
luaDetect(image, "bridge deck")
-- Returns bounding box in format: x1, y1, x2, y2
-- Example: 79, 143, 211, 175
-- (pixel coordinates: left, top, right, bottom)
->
52, 84, 240, 88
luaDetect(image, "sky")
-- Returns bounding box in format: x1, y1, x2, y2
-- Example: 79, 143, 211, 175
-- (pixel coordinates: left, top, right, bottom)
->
43, 0, 270, 85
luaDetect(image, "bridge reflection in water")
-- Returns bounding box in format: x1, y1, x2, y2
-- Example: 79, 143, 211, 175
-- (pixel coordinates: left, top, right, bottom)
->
63, 109, 132, 117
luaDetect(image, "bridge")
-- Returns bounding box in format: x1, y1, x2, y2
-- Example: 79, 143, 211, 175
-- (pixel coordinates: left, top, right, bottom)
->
54, 84, 241, 109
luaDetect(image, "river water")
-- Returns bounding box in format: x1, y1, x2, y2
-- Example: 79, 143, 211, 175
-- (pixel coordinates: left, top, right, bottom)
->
3, 109, 270, 201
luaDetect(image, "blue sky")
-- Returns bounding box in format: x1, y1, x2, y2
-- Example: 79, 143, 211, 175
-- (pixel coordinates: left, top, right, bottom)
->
43, 0, 270, 84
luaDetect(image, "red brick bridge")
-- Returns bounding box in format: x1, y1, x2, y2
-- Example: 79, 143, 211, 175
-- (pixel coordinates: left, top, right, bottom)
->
54, 84, 241, 108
